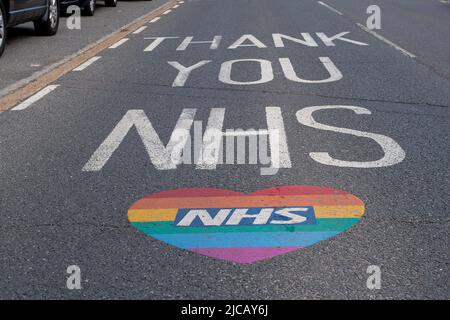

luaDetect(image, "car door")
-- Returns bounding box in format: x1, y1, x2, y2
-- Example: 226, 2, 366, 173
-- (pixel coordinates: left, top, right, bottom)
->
10, 0, 47, 24
13, 0, 46, 11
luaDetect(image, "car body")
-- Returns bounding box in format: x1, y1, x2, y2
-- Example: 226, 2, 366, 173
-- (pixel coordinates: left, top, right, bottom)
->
61, 0, 117, 17
0, 0, 60, 57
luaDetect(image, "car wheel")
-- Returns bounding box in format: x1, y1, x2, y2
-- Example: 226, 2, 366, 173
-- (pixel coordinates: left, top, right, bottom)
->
105, 0, 117, 7
83, 0, 96, 16
0, 1, 7, 57
34, 0, 60, 36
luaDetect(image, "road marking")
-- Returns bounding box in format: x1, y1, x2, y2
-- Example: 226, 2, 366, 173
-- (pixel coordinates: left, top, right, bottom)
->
133, 26, 147, 34
73, 56, 102, 71
12, 85, 60, 111
108, 38, 129, 49
218, 59, 274, 85
296, 105, 406, 168
83, 109, 197, 171
128, 186, 365, 264
196, 108, 225, 170
194, 107, 291, 174
356, 23, 416, 58
0, 0, 177, 112
145, 37, 180, 52
280, 57, 343, 83
316, 1, 416, 58
168, 60, 212, 86
317, 1, 343, 16
265, 106, 292, 174
173, 4, 179, 8
223, 130, 268, 136
150, 17, 161, 23
177, 36, 222, 50
163, 10, 172, 15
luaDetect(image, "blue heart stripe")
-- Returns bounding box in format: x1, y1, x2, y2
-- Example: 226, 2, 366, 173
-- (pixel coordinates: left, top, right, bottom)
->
131, 217, 360, 248
141, 231, 341, 249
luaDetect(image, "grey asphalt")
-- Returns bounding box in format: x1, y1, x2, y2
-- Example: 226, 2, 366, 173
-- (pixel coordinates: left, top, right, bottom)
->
328, 0, 450, 79
0, 0, 449, 299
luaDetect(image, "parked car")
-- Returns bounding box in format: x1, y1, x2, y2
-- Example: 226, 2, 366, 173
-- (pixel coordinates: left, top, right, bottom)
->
61, 0, 117, 17
0, 0, 60, 57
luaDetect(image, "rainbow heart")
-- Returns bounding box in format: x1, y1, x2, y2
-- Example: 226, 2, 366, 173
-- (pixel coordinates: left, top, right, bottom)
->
128, 186, 364, 264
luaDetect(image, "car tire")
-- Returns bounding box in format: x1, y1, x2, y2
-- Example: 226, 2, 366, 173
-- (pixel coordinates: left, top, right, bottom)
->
104, 0, 117, 7
83, 0, 96, 16
0, 1, 7, 57
34, 0, 60, 36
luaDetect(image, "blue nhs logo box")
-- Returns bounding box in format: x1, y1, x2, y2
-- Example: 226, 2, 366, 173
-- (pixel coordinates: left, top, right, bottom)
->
174, 206, 316, 227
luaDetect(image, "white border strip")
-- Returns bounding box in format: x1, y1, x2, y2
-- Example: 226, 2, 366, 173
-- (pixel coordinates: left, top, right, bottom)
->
12, 85, 60, 111
356, 23, 416, 58
317, 1, 343, 15
73, 56, 102, 71
133, 26, 147, 34
109, 38, 129, 49
149, 17, 160, 23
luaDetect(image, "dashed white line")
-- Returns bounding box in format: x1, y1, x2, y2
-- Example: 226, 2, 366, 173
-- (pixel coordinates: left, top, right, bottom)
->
163, 9, 172, 15
173, 4, 179, 8
149, 17, 161, 23
133, 26, 147, 34
356, 23, 416, 58
12, 85, 60, 111
109, 38, 129, 49
317, 1, 416, 58
73, 56, 102, 71
317, 1, 343, 16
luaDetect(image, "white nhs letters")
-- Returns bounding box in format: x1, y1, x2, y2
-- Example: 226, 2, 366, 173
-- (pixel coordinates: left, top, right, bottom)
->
176, 207, 310, 227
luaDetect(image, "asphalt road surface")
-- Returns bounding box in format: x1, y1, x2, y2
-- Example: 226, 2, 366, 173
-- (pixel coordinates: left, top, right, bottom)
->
0, 0, 449, 299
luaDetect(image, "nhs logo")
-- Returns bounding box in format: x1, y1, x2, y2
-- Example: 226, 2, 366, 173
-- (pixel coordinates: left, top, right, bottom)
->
174, 206, 316, 227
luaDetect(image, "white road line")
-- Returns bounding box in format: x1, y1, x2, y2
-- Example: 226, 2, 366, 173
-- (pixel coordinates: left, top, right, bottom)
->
178, 1, 184, 3
163, 9, 172, 15
108, 38, 129, 49
133, 26, 147, 34
149, 17, 160, 23
356, 23, 416, 58
265, 106, 292, 170
196, 108, 225, 170
317, 1, 416, 59
73, 56, 102, 71
82, 109, 197, 171
12, 85, 60, 111
173, 4, 179, 8
317, 1, 343, 15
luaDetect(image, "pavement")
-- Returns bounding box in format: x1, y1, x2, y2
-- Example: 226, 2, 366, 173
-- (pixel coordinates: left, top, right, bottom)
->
0, 0, 449, 299
0, 0, 168, 96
